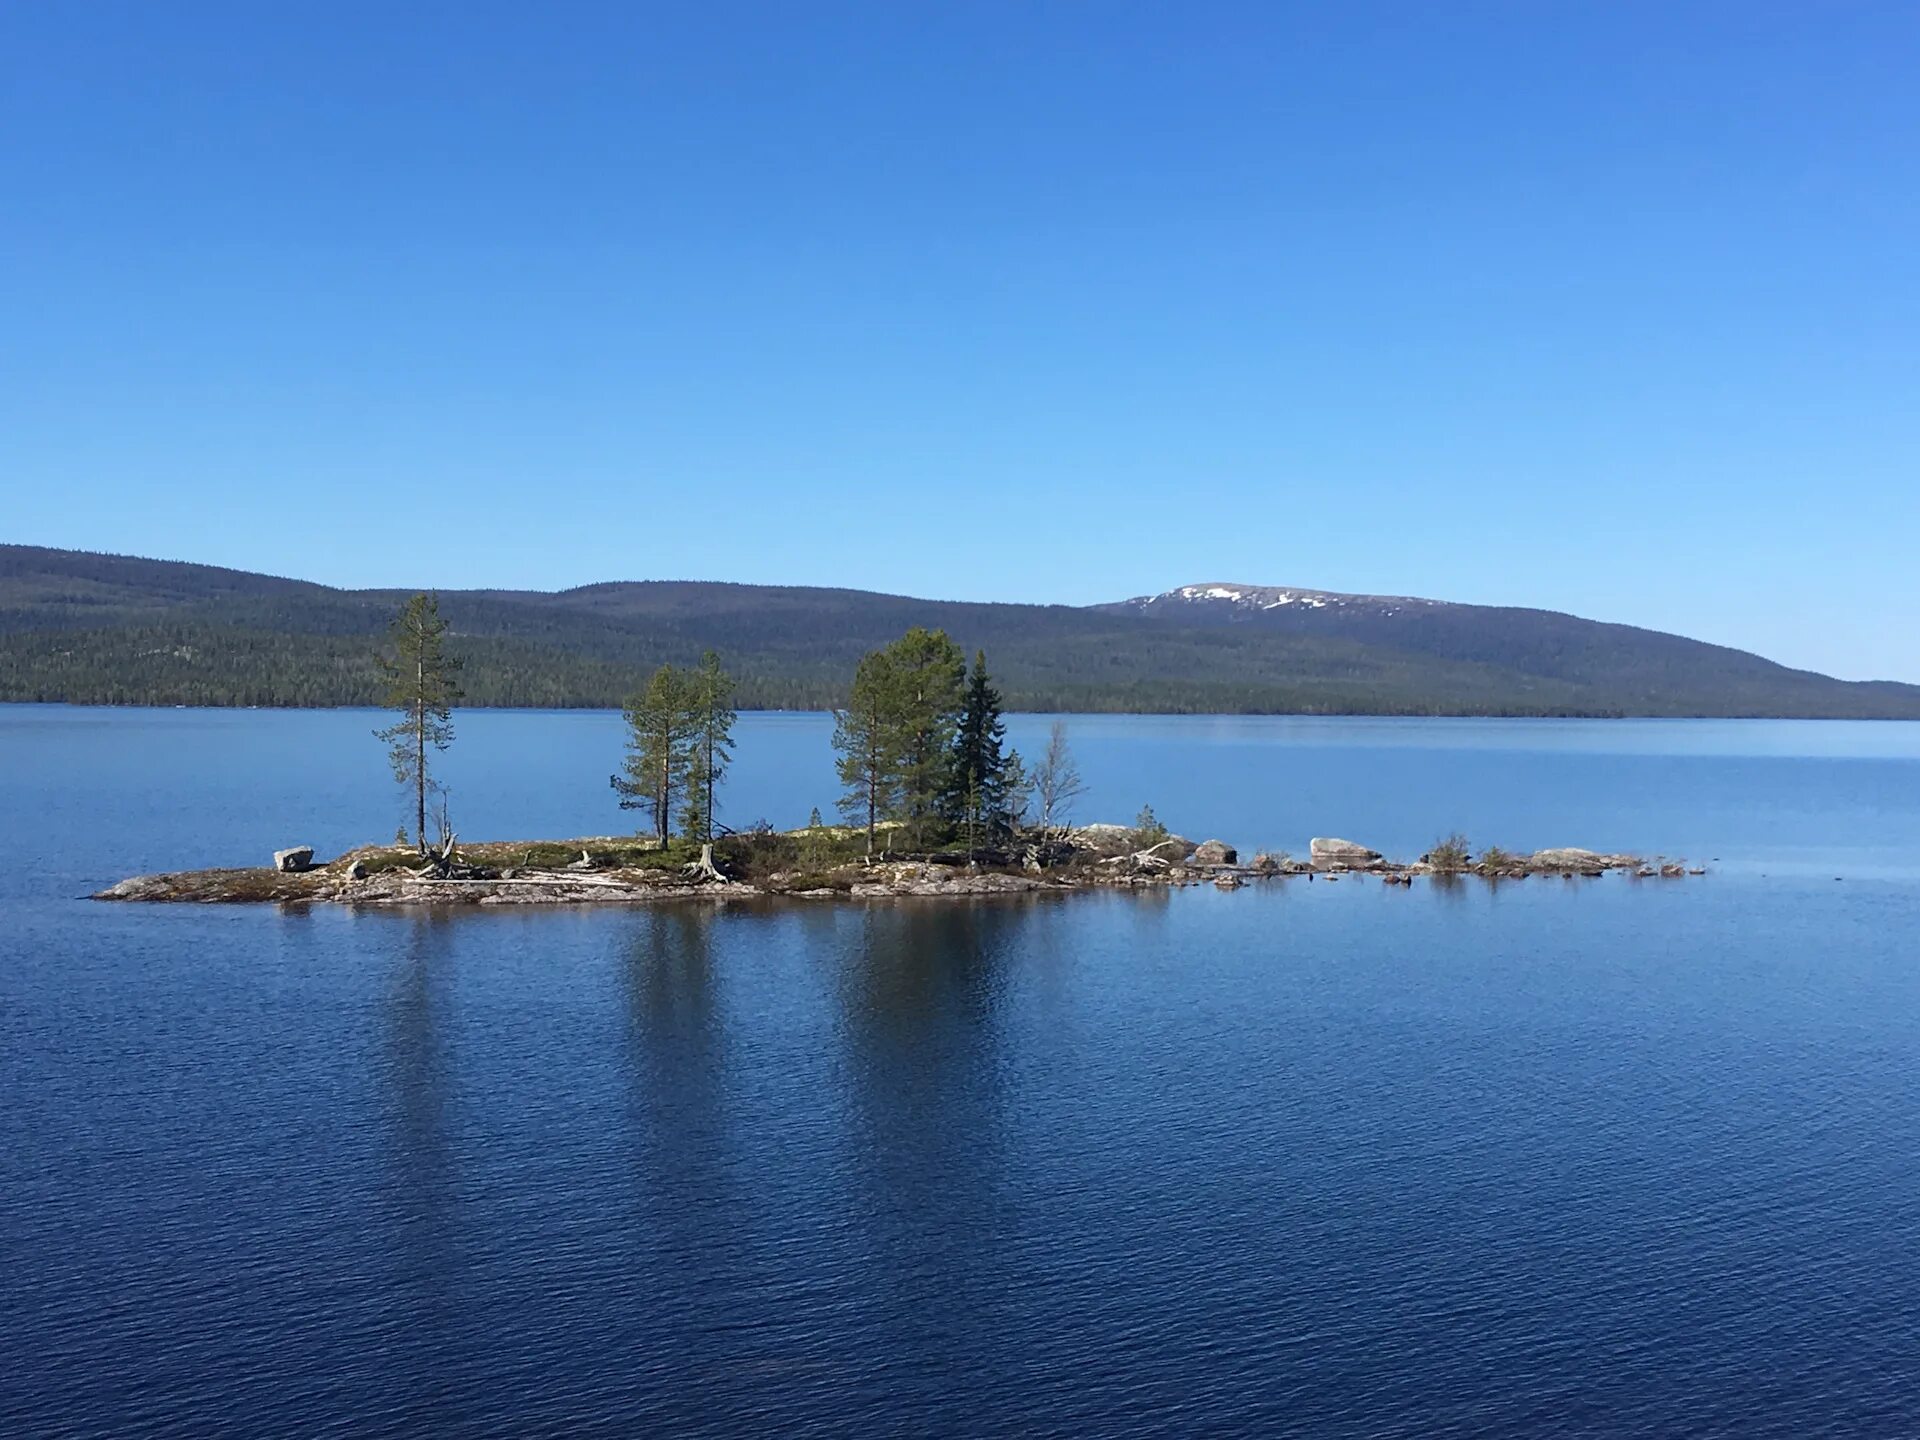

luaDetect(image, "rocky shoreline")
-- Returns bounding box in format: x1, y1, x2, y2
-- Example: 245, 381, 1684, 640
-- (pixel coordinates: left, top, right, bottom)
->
92, 828, 1699, 908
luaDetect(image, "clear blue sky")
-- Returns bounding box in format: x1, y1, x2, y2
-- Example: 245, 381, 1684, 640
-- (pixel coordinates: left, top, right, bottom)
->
4, 2, 1916, 679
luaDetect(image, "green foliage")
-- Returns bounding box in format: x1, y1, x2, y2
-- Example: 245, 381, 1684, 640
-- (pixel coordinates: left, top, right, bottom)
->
831, 627, 966, 852
889, 628, 967, 849
1428, 833, 1472, 872
680, 651, 737, 845
1477, 844, 1520, 873
947, 650, 1015, 850
1132, 804, 1169, 848
611, 664, 699, 843
833, 648, 903, 854
372, 593, 462, 851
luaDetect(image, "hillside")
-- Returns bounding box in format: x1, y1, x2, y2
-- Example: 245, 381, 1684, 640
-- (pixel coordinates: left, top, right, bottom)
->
2, 546, 1916, 718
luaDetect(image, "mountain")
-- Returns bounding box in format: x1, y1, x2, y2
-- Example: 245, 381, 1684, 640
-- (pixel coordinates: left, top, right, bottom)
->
2, 546, 1916, 718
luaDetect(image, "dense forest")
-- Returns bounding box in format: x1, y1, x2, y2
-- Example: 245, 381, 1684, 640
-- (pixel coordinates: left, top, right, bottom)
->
5, 545, 1919, 718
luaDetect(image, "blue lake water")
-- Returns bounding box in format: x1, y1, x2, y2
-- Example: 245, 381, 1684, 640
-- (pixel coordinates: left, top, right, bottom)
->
5, 707, 1920, 1436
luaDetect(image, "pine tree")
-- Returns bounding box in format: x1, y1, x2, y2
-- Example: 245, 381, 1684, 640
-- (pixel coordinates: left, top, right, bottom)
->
833, 649, 901, 856
611, 664, 698, 845
888, 628, 967, 850
832, 628, 966, 854
679, 651, 737, 845
374, 593, 463, 853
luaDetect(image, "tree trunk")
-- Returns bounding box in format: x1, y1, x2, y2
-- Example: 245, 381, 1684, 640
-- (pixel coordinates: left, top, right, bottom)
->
414, 669, 426, 853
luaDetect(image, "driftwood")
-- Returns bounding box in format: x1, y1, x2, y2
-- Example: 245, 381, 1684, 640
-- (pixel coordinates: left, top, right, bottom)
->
682, 843, 731, 885
1099, 838, 1185, 870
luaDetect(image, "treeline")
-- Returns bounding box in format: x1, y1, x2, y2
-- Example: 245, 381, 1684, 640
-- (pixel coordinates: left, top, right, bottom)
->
0, 623, 1656, 716
9, 543, 1920, 719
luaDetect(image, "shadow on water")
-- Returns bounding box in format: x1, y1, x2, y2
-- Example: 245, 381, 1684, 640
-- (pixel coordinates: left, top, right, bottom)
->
832, 901, 1027, 1359
619, 906, 730, 1182
613, 906, 757, 1420
377, 910, 464, 1430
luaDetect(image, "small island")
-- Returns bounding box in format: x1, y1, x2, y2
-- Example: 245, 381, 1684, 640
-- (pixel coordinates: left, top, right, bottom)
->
93, 828, 1697, 907
92, 602, 1703, 909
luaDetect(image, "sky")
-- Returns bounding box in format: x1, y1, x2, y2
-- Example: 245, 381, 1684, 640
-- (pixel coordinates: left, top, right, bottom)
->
3, 2, 1917, 680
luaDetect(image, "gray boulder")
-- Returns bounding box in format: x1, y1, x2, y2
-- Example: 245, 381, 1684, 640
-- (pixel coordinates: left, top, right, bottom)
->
1310, 837, 1382, 868
1191, 839, 1237, 866
273, 846, 315, 874
1528, 847, 1637, 871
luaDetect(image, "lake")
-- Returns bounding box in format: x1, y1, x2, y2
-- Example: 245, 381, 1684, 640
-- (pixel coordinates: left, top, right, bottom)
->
5, 707, 1920, 1437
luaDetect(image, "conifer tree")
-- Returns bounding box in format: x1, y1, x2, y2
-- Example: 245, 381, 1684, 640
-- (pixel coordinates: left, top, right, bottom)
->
679, 651, 737, 845
833, 627, 967, 853
947, 649, 1011, 849
374, 593, 463, 853
612, 664, 698, 844
833, 649, 901, 856
888, 627, 966, 850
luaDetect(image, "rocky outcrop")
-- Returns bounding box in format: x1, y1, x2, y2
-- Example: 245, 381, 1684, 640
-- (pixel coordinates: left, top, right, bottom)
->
1527, 847, 1638, 871
273, 846, 315, 873
1191, 839, 1237, 866
1310, 837, 1383, 869
1071, 824, 1195, 859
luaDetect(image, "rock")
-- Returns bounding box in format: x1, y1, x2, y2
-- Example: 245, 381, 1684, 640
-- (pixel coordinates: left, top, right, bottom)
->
344, 859, 367, 881
1071, 824, 1194, 859
1310, 837, 1382, 868
1213, 872, 1243, 890
1659, 863, 1686, 878
273, 846, 314, 874
1248, 852, 1284, 875
1192, 839, 1237, 867
1529, 847, 1603, 868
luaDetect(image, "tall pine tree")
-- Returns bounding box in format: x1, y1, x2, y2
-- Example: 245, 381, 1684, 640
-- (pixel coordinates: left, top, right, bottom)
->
680, 651, 737, 845
611, 664, 698, 844
831, 627, 966, 854
887, 627, 966, 851
833, 648, 901, 856
374, 593, 463, 853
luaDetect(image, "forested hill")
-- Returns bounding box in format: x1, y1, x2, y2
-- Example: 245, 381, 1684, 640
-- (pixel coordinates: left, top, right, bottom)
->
3, 546, 1917, 718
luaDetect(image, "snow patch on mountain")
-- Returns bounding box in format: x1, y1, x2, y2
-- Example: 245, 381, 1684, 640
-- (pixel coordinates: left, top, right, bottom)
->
1128, 583, 1447, 617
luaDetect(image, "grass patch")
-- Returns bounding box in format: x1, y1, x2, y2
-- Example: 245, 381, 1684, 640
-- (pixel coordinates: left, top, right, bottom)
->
1477, 844, 1521, 874
1427, 833, 1471, 872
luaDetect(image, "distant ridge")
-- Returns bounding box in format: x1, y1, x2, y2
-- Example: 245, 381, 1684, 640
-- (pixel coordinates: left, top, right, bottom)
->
2, 545, 1916, 718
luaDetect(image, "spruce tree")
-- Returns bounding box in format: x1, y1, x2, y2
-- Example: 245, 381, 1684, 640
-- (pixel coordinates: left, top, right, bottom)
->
947, 649, 1010, 848
374, 593, 463, 853
611, 664, 698, 845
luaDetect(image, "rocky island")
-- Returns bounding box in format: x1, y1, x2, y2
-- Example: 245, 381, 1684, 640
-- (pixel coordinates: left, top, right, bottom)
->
93, 826, 1696, 908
